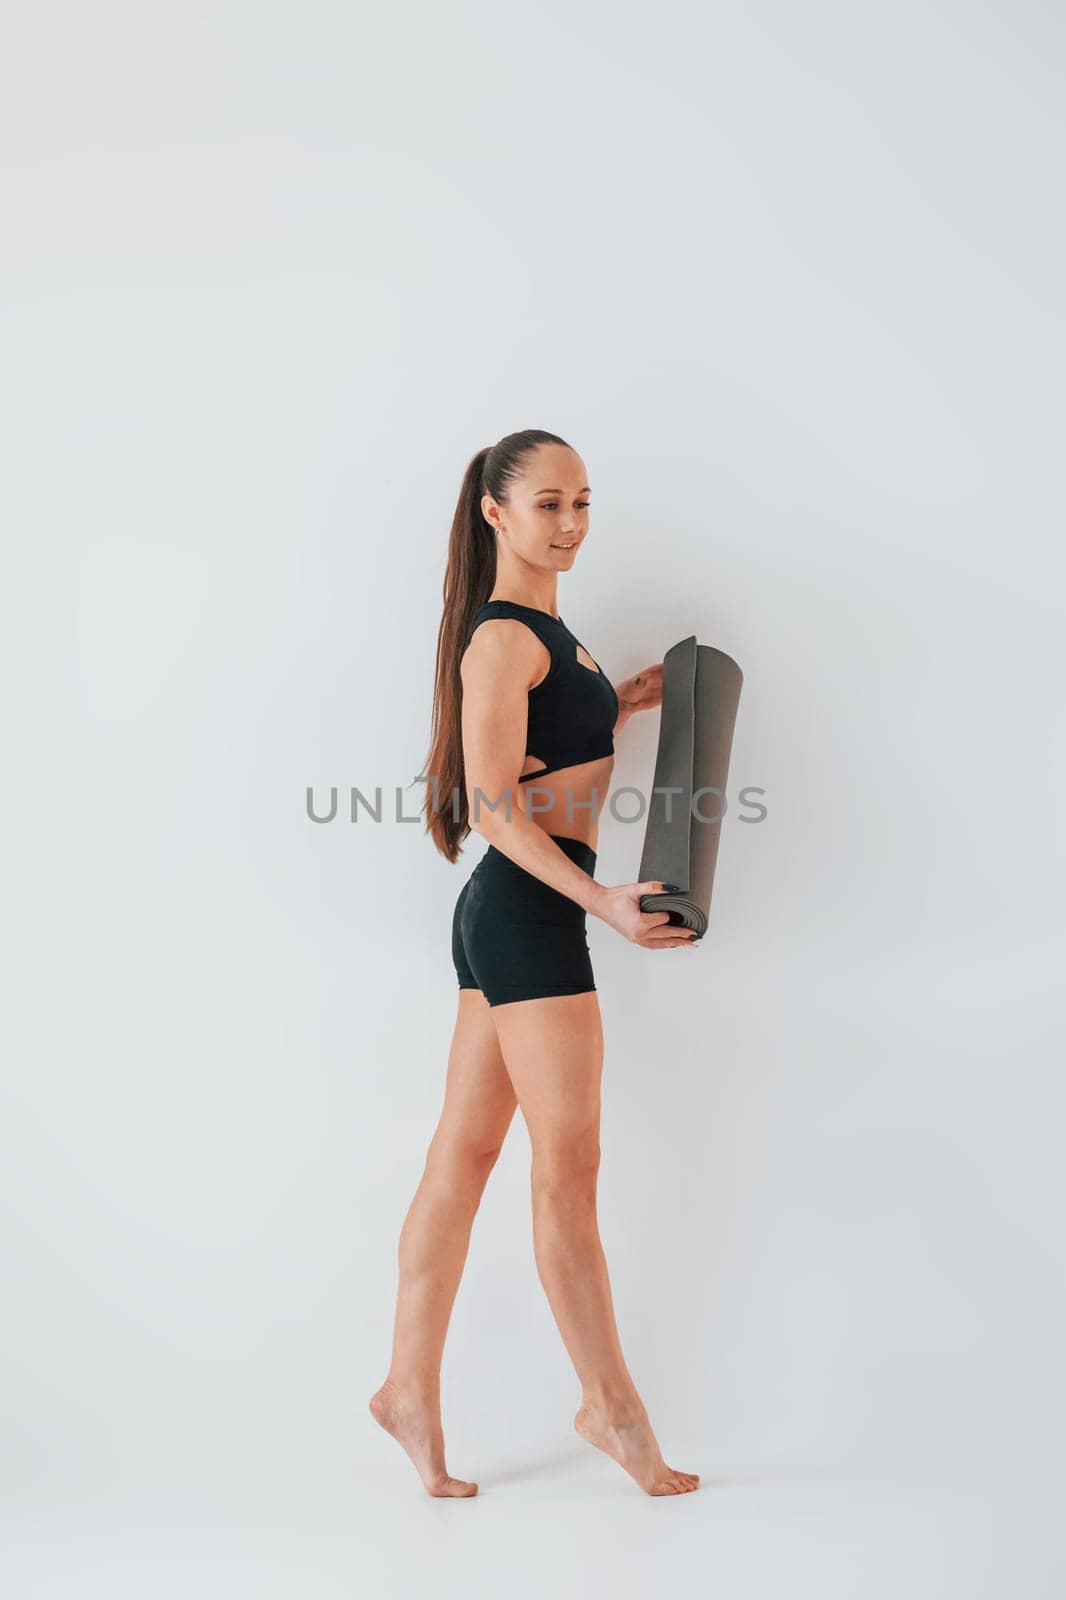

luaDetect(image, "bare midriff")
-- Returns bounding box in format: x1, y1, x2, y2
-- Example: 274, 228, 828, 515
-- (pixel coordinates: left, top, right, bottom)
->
515, 753, 615, 852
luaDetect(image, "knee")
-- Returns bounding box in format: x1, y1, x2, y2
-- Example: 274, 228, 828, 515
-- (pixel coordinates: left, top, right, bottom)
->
531, 1128, 601, 1206
426, 1136, 504, 1199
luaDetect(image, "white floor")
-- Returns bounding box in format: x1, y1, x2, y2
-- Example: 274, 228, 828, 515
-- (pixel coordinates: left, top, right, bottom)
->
3, 1428, 1062, 1600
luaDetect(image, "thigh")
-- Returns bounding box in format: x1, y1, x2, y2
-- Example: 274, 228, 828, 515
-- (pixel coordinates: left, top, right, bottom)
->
489, 991, 605, 1150
430, 988, 519, 1161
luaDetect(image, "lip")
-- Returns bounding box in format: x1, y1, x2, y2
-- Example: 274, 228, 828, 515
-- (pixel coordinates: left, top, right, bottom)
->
551, 542, 578, 550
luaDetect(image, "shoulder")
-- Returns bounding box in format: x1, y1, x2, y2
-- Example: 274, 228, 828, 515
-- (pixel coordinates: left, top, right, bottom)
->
460, 613, 551, 690
462, 613, 548, 664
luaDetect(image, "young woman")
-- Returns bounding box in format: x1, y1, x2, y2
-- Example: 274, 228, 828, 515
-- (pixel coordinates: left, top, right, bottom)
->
370, 429, 700, 1498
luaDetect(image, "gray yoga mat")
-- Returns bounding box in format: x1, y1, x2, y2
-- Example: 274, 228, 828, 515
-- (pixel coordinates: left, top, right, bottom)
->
637, 635, 744, 937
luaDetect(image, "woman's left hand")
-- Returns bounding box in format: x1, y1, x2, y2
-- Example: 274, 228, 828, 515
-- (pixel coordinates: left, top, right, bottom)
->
613, 663, 663, 733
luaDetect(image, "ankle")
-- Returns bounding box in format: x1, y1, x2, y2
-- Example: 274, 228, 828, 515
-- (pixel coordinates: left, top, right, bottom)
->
580, 1387, 645, 1425
380, 1374, 440, 1408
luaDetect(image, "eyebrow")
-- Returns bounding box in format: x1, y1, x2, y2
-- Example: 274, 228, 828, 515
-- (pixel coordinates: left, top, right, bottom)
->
534, 486, 591, 495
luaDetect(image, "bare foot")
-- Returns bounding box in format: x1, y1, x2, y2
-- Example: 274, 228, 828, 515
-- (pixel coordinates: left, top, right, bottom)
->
574, 1400, 699, 1496
368, 1379, 478, 1497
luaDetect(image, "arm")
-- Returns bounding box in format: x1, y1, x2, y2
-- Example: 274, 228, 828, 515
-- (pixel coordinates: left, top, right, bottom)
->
459, 631, 690, 950
460, 620, 608, 919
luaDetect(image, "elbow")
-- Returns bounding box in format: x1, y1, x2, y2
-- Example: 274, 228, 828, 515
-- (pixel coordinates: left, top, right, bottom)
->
468, 812, 509, 847
465, 782, 521, 843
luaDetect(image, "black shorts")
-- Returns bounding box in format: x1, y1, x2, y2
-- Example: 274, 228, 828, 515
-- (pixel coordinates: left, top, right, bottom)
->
451, 834, 598, 1007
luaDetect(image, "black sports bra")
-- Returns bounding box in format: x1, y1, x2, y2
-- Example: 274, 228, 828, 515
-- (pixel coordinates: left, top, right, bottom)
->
469, 600, 619, 782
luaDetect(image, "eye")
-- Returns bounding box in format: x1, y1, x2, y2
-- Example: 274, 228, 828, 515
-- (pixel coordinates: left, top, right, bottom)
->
540, 501, 590, 511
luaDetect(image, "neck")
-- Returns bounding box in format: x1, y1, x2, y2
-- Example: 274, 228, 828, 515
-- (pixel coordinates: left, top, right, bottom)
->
487, 564, 560, 618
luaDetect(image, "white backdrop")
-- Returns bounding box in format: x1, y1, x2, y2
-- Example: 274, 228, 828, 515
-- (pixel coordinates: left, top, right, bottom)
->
3, 2, 1064, 1596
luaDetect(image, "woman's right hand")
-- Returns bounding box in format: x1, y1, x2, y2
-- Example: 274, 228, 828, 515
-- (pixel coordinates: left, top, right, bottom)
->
591, 880, 700, 948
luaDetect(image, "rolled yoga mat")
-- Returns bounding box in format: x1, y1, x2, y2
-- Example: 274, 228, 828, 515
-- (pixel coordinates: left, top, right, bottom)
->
637, 635, 744, 937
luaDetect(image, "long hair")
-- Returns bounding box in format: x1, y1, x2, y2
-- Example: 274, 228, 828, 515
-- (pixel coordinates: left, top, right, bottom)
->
421, 428, 572, 862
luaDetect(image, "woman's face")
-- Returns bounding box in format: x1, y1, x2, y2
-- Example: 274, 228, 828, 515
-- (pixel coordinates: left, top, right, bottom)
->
484, 444, 591, 572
